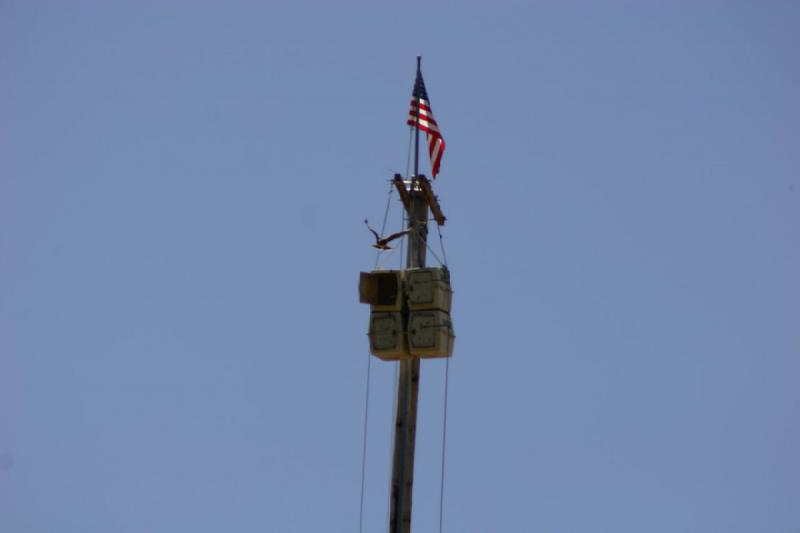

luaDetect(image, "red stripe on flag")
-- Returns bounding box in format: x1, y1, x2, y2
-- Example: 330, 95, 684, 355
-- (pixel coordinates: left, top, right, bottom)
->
407, 89, 445, 178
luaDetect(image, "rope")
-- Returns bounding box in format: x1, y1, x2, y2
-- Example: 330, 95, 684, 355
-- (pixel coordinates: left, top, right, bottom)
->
423, 238, 446, 267
395, 126, 413, 270
374, 180, 396, 269
436, 223, 449, 267
438, 357, 451, 532
358, 351, 372, 533
434, 206, 451, 532
399, 199, 406, 270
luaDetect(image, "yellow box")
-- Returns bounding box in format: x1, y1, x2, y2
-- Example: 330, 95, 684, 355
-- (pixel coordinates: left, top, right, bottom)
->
359, 270, 404, 312
405, 268, 452, 312
368, 312, 411, 361
407, 310, 454, 358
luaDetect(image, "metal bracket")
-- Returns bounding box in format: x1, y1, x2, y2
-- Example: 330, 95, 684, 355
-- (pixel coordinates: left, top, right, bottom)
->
393, 174, 446, 226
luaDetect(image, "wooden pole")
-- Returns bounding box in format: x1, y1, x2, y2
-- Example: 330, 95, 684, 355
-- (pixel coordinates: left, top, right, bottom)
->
389, 181, 428, 533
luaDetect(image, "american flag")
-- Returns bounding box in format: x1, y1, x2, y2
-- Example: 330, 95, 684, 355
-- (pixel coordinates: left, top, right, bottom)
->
407, 70, 445, 178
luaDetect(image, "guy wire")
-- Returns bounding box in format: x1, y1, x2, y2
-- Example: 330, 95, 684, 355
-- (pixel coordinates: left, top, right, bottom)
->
439, 356, 451, 532
358, 350, 371, 533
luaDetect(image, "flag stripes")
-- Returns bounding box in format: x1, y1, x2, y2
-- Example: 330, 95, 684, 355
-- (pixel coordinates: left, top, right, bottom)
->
407, 72, 445, 178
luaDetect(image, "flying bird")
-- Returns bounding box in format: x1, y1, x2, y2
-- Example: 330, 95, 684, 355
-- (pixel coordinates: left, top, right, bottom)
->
365, 219, 411, 250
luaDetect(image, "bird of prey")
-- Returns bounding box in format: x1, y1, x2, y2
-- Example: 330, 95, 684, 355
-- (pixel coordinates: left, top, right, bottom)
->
364, 219, 411, 250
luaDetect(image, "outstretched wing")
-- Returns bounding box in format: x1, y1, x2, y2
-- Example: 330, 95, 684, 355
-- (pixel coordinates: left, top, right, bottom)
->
364, 219, 381, 242
383, 229, 411, 244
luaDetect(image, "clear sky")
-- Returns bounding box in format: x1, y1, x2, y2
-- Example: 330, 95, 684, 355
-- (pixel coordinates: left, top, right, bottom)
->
2, 2, 799, 532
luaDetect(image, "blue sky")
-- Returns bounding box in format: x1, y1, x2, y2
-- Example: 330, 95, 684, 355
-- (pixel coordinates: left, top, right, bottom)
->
2, 2, 799, 532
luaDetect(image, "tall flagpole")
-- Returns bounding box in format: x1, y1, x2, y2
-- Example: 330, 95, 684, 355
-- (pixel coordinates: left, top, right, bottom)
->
389, 56, 428, 533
